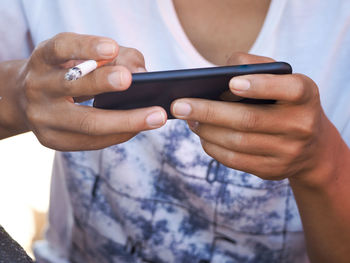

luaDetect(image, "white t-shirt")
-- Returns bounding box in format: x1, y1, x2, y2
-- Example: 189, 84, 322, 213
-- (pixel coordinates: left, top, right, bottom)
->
1, 0, 350, 262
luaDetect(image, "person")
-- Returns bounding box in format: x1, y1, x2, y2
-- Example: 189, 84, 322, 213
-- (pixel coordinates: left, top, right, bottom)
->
0, 0, 349, 262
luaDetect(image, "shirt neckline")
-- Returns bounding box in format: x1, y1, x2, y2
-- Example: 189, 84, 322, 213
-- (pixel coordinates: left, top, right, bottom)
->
157, 0, 287, 67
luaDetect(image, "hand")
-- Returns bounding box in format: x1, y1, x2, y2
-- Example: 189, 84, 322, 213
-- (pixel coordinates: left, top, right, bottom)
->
8, 32, 167, 150
171, 53, 344, 185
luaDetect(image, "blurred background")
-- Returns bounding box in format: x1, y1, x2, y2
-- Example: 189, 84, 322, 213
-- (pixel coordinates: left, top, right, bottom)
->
0, 132, 54, 259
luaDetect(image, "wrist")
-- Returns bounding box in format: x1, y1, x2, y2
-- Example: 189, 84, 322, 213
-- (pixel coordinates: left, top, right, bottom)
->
0, 60, 30, 139
289, 125, 350, 192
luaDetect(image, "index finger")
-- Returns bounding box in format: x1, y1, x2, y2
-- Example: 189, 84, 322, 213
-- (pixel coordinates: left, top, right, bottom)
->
34, 32, 119, 66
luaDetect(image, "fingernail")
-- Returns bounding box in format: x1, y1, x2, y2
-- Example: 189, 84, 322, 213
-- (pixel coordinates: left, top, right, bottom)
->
97, 41, 116, 57
137, 67, 147, 73
108, 71, 121, 88
146, 111, 166, 127
229, 78, 251, 91
173, 101, 192, 117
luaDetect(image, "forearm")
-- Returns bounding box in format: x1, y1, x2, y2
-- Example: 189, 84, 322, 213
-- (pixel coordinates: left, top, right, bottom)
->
0, 60, 29, 139
289, 129, 350, 263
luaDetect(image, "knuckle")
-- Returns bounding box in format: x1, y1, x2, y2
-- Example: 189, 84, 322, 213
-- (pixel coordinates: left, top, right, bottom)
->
29, 41, 48, 67
279, 143, 310, 177
35, 129, 55, 148
26, 105, 45, 128
51, 36, 64, 59
32, 40, 46, 57
311, 84, 321, 102
230, 132, 244, 148
223, 152, 237, 169
50, 32, 74, 59
35, 40, 47, 52
284, 142, 304, 160
299, 116, 317, 139
259, 159, 288, 180
79, 112, 97, 135
23, 72, 39, 99
290, 113, 317, 139
202, 103, 216, 123
123, 115, 138, 132
200, 139, 212, 157
278, 161, 294, 178
116, 47, 145, 72
124, 48, 145, 63
290, 76, 307, 102
240, 110, 259, 130
290, 74, 320, 103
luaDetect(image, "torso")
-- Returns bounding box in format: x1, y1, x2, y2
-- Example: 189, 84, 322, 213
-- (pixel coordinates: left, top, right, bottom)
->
173, 0, 271, 65
6, 0, 349, 262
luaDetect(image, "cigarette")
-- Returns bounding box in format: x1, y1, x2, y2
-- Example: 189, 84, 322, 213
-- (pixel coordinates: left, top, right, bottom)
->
64, 60, 110, 81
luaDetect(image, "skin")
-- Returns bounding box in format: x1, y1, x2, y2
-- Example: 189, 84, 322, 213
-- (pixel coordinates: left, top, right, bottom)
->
0, 33, 167, 150
171, 0, 350, 262
173, 0, 271, 65
0, 0, 349, 261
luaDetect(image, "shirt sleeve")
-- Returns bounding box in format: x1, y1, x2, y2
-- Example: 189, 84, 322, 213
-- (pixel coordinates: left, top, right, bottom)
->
0, 0, 33, 61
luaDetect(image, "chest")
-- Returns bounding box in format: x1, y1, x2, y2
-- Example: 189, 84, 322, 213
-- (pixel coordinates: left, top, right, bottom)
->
172, 0, 271, 65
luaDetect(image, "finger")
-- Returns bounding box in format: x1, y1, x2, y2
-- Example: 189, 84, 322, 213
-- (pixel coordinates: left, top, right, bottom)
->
44, 65, 132, 97
113, 47, 147, 73
36, 128, 136, 151
200, 139, 284, 180
34, 32, 119, 66
172, 98, 281, 133
189, 122, 284, 156
229, 73, 318, 104
227, 52, 275, 66
50, 103, 167, 136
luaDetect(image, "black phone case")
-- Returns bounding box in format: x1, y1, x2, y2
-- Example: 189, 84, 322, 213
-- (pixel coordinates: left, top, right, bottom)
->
93, 62, 292, 118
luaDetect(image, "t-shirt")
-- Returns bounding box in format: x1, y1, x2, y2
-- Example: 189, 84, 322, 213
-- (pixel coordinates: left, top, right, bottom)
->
1, 0, 350, 262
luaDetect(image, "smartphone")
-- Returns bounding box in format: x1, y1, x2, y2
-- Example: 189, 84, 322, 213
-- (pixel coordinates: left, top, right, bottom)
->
93, 62, 292, 118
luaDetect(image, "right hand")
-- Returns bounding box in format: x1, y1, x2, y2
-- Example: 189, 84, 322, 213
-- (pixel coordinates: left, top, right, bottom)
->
13, 32, 167, 150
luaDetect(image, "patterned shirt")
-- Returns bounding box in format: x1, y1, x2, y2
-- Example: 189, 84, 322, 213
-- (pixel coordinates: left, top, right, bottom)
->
1, 0, 349, 262
55, 120, 306, 262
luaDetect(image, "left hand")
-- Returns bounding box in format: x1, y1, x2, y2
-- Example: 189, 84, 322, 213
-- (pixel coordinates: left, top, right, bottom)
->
171, 53, 343, 185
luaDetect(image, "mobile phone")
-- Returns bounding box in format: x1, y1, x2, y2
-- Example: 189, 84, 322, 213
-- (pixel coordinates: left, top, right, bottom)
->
93, 62, 292, 118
